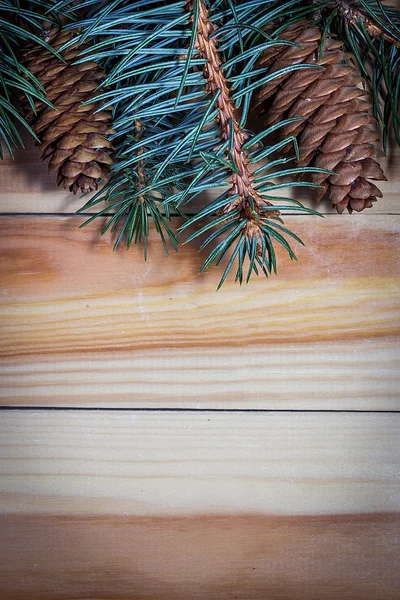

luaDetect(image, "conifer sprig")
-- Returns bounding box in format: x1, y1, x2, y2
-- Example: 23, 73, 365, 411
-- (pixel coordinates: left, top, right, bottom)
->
54, 0, 330, 286
178, 0, 327, 287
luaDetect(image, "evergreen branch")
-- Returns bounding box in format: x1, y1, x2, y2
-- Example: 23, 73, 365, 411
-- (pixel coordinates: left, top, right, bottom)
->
80, 116, 179, 256
176, 0, 326, 288
8, 0, 399, 287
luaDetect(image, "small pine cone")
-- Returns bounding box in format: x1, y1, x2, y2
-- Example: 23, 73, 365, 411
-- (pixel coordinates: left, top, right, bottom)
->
22, 28, 114, 194
255, 20, 387, 214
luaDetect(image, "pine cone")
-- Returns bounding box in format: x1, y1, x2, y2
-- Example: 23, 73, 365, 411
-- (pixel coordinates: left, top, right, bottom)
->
22, 28, 114, 194
255, 21, 387, 214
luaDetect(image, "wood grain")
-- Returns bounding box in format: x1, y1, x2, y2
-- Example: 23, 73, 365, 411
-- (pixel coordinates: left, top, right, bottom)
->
0, 410, 399, 599
1, 215, 399, 408
1, 136, 398, 214
1, 16, 399, 600
2, 411, 400, 516
1, 513, 399, 600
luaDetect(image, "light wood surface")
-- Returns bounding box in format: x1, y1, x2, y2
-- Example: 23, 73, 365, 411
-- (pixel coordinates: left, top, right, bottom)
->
1, 215, 399, 408
0, 410, 399, 600
2, 411, 399, 516
1, 104, 400, 598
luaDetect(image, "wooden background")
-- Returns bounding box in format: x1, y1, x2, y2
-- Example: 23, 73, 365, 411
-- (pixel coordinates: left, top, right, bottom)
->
0, 136, 399, 599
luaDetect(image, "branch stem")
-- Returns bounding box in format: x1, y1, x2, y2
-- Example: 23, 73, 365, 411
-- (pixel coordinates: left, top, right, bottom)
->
134, 119, 146, 203
332, 0, 400, 48
188, 0, 279, 222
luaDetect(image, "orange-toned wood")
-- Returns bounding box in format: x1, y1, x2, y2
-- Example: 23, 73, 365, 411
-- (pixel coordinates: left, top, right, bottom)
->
1, 215, 399, 408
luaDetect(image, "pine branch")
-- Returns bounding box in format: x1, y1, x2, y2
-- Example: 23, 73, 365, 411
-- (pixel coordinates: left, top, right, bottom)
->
58, 0, 325, 287
9, 0, 400, 288
177, 0, 326, 287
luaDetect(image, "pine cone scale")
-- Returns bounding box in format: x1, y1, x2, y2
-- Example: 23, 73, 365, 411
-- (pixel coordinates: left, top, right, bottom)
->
329, 162, 363, 185
343, 144, 375, 162
314, 149, 346, 173
69, 147, 100, 162
320, 131, 359, 153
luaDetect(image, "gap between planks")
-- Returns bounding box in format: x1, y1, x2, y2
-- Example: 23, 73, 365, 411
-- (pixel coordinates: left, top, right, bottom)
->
1, 406, 400, 413
1, 134, 399, 214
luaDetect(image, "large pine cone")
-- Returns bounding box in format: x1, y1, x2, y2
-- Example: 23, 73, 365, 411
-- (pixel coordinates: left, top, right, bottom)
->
22, 28, 114, 194
255, 21, 386, 214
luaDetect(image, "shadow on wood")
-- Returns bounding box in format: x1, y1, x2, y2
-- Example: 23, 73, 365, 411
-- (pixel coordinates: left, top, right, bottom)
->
1, 513, 399, 600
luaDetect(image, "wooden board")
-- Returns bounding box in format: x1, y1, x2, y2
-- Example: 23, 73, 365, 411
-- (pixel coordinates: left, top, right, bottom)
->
0, 410, 399, 600
1, 215, 399, 408
2, 10, 400, 599
1, 137, 399, 215
2, 512, 399, 600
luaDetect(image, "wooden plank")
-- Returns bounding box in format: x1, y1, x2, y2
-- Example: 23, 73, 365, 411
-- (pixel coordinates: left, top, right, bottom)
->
1, 410, 399, 516
0, 411, 399, 599
0, 215, 399, 408
0, 136, 399, 214
1, 340, 400, 409
1, 512, 399, 600
0, 214, 399, 408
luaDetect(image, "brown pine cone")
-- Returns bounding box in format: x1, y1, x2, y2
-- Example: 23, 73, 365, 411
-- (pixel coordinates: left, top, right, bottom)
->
22, 27, 114, 194
255, 20, 386, 214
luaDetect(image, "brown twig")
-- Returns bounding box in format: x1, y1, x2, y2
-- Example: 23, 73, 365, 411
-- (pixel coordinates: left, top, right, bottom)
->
333, 0, 400, 48
187, 0, 279, 226
134, 119, 146, 204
